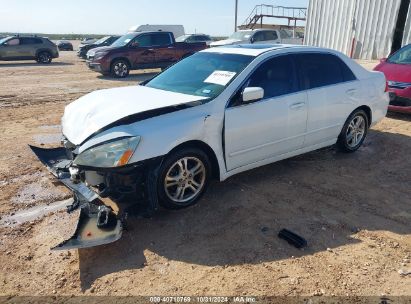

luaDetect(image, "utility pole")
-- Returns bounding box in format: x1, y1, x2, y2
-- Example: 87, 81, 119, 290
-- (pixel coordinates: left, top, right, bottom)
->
234, 0, 238, 32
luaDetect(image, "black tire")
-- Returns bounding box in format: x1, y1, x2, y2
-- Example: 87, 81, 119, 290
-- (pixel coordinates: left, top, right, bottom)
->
157, 147, 211, 210
36, 51, 52, 64
337, 109, 369, 153
110, 59, 130, 78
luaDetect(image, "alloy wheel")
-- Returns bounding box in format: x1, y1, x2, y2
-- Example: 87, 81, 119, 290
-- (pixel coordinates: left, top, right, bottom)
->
113, 62, 128, 77
164, 156, 206, 203
346, 115, 366, 148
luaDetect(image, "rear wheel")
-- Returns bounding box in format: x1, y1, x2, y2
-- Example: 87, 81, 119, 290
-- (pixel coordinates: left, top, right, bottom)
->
110, 59, 130, 78
337, 109, 369, 152
37, 51, 52, 64
157, 148, 211, 209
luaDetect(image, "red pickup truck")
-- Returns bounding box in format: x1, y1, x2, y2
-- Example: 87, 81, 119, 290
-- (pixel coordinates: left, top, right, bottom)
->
86, 31, 208, 78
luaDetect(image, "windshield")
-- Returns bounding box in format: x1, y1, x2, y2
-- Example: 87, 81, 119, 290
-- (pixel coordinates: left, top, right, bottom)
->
0, 37, 11, 44
94, 36, 109, 45
145, 52, 254, 98
175, 35, 189, 42
111, 33, 136, 47
388, 44, 411, 64
229, 31, 252, 40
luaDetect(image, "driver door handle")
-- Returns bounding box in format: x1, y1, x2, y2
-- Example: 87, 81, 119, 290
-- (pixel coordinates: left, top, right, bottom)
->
142, 49, 155, 55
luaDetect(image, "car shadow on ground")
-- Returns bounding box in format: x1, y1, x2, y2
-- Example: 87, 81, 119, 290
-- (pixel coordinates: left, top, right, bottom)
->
97, 72, 159, 83
0, 62, 73, 67
77, 130, 411, 291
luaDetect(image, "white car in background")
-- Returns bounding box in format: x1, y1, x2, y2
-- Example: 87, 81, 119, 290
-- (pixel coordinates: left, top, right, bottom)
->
176, 34, 213, 46
36, 44, 389, 210
210, 29, 303, 47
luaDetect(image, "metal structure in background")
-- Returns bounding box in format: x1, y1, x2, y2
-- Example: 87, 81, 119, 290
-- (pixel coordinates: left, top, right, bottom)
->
305, 0, 411, 60
235, 0, 239, 32
241, 4, 307, 35
404, 8, 411, 46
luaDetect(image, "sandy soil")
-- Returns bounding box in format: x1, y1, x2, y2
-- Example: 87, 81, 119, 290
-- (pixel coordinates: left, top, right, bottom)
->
0, 42, 410, 298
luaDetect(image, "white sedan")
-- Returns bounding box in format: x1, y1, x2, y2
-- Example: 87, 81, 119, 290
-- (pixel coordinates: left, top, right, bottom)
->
45, 44, 389, 210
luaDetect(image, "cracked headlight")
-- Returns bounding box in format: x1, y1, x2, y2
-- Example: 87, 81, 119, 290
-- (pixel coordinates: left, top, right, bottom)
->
73, 136, 141, 168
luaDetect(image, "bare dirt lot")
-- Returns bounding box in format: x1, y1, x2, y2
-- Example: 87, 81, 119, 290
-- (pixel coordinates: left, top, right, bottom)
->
0, 43, 410, 298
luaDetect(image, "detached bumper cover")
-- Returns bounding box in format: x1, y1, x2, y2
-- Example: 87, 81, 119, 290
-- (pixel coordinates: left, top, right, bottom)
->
29, 145, 123, 250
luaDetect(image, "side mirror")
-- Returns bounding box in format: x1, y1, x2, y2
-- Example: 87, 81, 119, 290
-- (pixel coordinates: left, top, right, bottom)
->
242, 87, 264, 103
380, 58, 387, 63
250, 37, 255, 44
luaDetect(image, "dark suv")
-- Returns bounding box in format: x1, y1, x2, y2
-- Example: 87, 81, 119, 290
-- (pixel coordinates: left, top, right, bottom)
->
0, 36, 59, 63
78, 35, 120, 59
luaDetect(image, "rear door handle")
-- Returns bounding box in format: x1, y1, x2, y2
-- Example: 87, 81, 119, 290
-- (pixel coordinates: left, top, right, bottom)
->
290, 102, 306, 109
346, 88, 358, 96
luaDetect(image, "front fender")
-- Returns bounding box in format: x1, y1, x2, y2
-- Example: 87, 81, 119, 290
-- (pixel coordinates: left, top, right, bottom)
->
77, 104, 226, 179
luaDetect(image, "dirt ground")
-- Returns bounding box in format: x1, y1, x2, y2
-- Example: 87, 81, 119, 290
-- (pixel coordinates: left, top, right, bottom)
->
0, 42, 410, 299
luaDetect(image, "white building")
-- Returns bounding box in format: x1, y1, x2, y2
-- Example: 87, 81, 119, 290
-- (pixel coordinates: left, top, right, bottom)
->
304, 0, 411, 59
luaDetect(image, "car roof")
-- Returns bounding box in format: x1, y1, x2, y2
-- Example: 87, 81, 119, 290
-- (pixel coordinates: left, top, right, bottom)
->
132, 30, 172, 34
8, 35, 45, 39
238, 29, 274, 32
202, 44, 319, 56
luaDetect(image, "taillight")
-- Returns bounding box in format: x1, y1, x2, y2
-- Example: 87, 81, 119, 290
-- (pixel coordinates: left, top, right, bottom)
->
385, 81, 389, 92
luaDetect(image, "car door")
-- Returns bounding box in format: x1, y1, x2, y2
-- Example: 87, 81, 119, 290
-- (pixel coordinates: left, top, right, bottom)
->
151, 32, 176, 68
1, 38, 21, 59
295, 53, 359, 147
224, 54, 308, 170
20, 37, 41, 58
129, 34, 156, 68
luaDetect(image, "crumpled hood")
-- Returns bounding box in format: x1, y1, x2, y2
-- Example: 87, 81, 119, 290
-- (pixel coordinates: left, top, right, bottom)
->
62, 85, 206, 145
210, 39, 243, 47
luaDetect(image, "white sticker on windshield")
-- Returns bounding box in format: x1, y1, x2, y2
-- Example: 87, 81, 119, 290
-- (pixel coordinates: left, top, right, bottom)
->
204, 71, 237, 86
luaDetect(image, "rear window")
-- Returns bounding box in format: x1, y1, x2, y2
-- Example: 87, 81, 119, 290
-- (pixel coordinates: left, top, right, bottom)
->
296, 53, 356, 90
20, 38, 42, 45
196, 35, 211, 41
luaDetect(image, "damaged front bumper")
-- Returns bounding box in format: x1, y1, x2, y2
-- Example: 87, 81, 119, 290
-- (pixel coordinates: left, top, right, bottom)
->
29, 145, 123, 250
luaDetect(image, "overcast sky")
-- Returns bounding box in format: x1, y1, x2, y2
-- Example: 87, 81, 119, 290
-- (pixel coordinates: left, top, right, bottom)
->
0, 0, 309, 36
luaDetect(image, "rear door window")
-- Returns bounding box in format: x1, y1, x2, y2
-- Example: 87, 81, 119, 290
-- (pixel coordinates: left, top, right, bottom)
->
264, 31, 278, 41
152, 33, 172, 46
296, 53, 356, 90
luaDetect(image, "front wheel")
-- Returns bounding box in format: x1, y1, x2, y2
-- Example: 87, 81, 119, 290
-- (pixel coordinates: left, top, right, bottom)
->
157, 148, 211, 209
110, 59, 130, 78
337, 109, 369, 152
